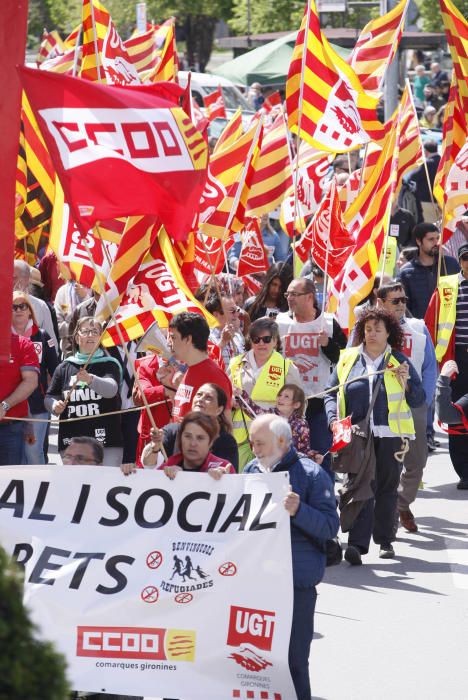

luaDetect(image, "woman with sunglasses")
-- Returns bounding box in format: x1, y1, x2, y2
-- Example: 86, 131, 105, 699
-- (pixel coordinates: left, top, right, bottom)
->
229, 317, 300, 469
11, 291, 59, 464
45, 316, 124, 466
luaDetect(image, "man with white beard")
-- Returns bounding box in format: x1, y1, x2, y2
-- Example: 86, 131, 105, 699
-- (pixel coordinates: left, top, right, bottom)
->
244, 415, 339, 700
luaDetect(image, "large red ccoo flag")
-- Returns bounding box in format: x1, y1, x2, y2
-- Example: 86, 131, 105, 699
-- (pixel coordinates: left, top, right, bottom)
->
18, 66, 208, 241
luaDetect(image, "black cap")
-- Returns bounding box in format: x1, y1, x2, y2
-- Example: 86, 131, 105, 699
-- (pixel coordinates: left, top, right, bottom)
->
458, 243, 468, 258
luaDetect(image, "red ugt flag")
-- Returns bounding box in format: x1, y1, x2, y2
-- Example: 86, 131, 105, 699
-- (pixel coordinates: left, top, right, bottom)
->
237, 218, 269, 276
203, 87, 226, 122
19, 66, 208, 241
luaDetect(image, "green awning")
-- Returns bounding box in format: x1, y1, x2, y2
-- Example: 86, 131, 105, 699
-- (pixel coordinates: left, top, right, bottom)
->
212, 32, 351, 87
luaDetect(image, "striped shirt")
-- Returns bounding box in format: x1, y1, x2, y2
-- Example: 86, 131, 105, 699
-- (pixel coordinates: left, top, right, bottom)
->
455, 275, 468, 347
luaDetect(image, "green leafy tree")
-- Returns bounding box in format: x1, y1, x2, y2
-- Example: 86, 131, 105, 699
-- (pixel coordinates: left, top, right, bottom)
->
0, 546, 70, 700
229, 0, 303, 34
417, 0, 468, 31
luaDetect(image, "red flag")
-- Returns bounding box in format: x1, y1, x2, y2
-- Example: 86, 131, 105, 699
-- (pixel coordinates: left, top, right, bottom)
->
237, 218, 269, 276
296, 181, 354, 277
19, 67, 208, 241
203, 87, 226, 121
330, 416, 353, 452
194, 233, 233, 276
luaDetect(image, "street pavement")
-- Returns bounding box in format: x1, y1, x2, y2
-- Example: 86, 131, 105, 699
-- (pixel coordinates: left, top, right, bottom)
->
312, 428, 468, 700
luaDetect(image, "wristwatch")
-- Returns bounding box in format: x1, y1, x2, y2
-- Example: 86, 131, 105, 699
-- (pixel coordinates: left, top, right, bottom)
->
1, 401, 10, 413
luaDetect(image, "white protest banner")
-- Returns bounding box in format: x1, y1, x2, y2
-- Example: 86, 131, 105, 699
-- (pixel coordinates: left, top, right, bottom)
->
0, 467, 296, 700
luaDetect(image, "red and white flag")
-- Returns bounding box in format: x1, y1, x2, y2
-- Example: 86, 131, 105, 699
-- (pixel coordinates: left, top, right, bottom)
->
19, 66, 208, 241
330, 416, 353, 452
203, 87, 226, 121
237, 218, 269, 276
194, 233, 234, 277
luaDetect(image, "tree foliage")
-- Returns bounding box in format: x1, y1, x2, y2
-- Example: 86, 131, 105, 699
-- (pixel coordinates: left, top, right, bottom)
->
228, 0, 303, 34
417, 0, 468, 31
0, 546, 70, 700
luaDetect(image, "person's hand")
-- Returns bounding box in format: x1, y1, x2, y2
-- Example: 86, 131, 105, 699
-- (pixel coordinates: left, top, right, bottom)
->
394, 361, 410, 388
149, 427, 163, 451
76, 368, 93, 385
309, 450, 323, 465
317, 331, 329, 347
284, 486, 300, 516
220, 324, 234, 347
132, 386, 143, 406
53, 400, 67, 416
164, 465, 182, 480
121, 462, 138, 476
440, 360, 459, 378
208, 466, 228, 480
172, 371, 184, 388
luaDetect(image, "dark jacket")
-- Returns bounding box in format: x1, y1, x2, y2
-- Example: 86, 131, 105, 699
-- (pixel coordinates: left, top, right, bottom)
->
244, 447, 339, 587
28, 327, 59, 414
398, 255, 459, 319
324, 350, 425, 429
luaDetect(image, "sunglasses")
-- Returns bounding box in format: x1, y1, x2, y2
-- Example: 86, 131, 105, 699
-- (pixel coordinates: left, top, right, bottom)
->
460, 253, 468, 261
252, 335, 273, 344
12, 303, 29, 311
389, 296, 408, 305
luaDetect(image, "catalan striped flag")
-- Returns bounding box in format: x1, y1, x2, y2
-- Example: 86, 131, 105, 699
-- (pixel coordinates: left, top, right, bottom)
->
15, 95, 55, 240
440, 0, 468, 121
434, 78, 467, 208
214, 108, 244, 154
63, 24, 81, 49
203, 87, 227, 122
15, 118, 27, 220
81, 0, 140, 84
40, 47, 82, 75
138, 21, 178, 83
246, 112, 293, 216
101, 228, 218, 346
199, 121, 263, 240
36, 29, 64, 66
286, 0, 382, 152
348, 0, 408, 93
124, 27, 159, 76
328, 115, 401, 331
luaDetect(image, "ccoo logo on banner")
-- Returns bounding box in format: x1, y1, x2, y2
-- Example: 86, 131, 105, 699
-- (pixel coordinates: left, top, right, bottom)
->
0, 468, 296, 700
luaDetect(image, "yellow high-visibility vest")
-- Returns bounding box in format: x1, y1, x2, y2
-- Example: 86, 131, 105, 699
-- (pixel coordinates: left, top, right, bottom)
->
434, 274, 458, 362
336, 347, 415, 436
229, 351, 292, 444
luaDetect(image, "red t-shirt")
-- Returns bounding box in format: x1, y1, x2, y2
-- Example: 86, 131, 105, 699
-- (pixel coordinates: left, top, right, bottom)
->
0, 335, 39, 419
172, 358, 232, 421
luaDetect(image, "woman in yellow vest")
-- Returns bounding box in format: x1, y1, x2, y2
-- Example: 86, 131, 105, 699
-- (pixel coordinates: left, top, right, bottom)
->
324, 308, 425, 564
229, 317, 301, 469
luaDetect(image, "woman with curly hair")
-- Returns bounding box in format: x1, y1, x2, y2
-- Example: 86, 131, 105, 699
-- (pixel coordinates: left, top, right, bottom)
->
324, 308, 425, 564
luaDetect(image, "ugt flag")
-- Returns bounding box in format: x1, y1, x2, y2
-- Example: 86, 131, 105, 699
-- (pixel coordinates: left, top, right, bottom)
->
19, 66, 208, 241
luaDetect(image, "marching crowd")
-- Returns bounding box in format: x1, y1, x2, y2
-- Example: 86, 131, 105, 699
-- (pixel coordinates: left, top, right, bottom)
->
2, 202, 468, 699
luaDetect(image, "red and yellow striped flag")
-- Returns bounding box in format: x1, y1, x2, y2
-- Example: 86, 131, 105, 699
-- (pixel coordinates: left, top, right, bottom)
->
15, 118, 27, 220
40, 47, 82, 75
348, 0, 408, 93
286, 0, 382, 152
329, 114, 401, 331
81, 0, 140, 84
434, 77, 467, 208
139, 21, 178, 83
200, 121, 264, 239
124, 27, 159, 76
214, 108, 244, 154
63, 24, 81, 50
36, 29, 64, 66
246, 112, 293, 216
440, 0, 468, 121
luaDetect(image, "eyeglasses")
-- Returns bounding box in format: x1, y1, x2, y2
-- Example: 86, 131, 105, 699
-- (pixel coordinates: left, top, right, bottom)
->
62, 453, 98, 464
252, 335, 273, 344
78, 328, 100, 337
389, 296, 408, 305
284, 291, 310, 298
460, 253, 468, 261
12, 303, 29, 311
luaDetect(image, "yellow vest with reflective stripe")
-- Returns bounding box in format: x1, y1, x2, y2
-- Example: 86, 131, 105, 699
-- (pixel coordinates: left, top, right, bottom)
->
229, 351, 292, 443
379, 235, 397, 277
434, 274, 458, 362
336, 347, 415, 437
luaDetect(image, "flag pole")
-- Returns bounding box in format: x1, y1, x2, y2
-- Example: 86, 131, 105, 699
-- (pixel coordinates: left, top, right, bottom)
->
405, 78, 440, 224
291, 0, 312, 279
72, 24, 82, 77
84, 229, 166, 455
89, 0, 103, 83
207, 116, 263, 284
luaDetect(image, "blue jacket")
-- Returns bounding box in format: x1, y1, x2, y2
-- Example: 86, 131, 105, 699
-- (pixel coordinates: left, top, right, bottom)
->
398, 255, 459, 319
324, 349, 425, 428
244, 447, 339, 588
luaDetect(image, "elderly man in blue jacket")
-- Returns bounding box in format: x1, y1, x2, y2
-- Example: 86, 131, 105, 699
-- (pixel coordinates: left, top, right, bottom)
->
245, 414, 339, 700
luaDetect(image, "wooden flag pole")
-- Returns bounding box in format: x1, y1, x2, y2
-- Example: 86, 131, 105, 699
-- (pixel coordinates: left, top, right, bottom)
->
72, 24, 82, 77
